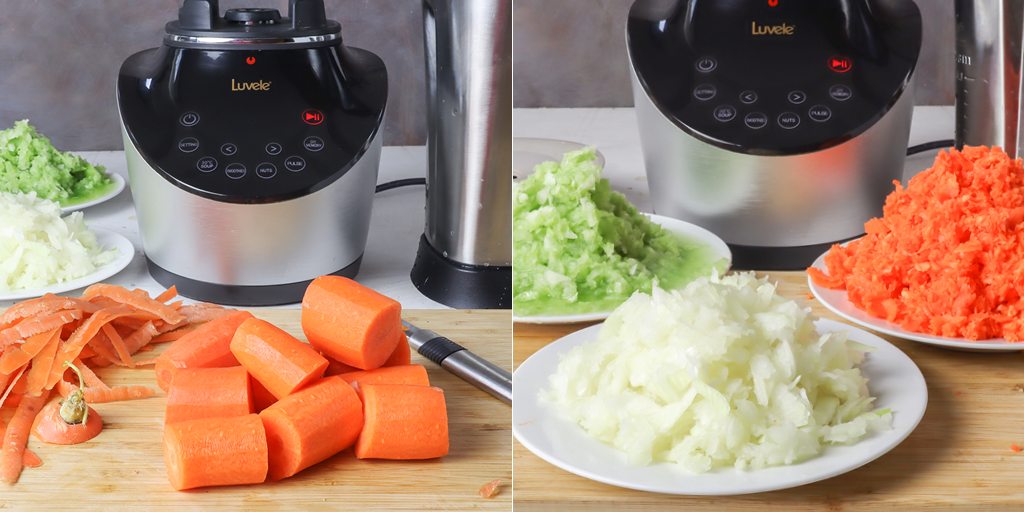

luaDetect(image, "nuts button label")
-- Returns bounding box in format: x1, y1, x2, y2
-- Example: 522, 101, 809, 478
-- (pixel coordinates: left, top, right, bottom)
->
256, 163, 277, 179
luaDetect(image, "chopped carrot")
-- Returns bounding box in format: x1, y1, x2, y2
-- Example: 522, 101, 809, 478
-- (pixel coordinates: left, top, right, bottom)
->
25, 328, 62, 396
163, 414, 268, 490
150, 326, 200, 344
354, 384, 448, 460
340, 364, 430, 390
230, 318, 328, 399
250, 378, 278, 413
165, 367, 253, 425
82, 385, 155, 404
809, 146, 1024, 341
321, 351, 358, 376
154, 286, 178, 303
154, 311, 253, 392
178, 304, 233, 324
0, 366, 28, 409
0, 309, 83, 349
81, 283, 184, 324
21, 450, 41, 469
1012, 445, 1021, 453
0, 389, 49, 483
0, 296, 98, 330
479, 478, 501, 498
301, 276, 402, 370
0, 327, 60, 375
382, 330, 412, 367
259, 376, 362, 481
102, 324, 134, 368
32, 362, 102, 445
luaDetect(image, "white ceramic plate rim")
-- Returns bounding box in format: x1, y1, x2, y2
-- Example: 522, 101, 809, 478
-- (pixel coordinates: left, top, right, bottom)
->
61, 173, 125, 212
808, 246, 1018, 352
0, 227, 135, 301
512, 137, 606, 180
512, 214, 733, 324
512, 318, 928, 495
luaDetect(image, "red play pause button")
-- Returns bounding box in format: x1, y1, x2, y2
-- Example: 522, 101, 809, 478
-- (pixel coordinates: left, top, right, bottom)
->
302, 109, 324, 125
828, 55, 852, 73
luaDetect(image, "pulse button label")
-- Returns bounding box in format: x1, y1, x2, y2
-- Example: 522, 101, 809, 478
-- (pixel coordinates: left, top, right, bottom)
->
284, 156, 306, 172
808, 105, 832, 122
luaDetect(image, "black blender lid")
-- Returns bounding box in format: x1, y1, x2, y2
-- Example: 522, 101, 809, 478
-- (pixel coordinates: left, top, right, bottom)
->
165, 0, 341, 46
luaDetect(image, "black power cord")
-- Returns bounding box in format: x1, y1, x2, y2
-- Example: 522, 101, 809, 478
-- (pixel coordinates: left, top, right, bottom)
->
906, 139, 954, 156
375, 178, 426, 193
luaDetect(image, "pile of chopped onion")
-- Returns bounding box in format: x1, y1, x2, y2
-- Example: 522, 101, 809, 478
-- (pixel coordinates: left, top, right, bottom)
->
0, 192, 118, 291
545, 272, 891, 473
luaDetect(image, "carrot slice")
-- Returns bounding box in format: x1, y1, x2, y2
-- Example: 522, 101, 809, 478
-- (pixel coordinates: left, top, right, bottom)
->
154, 286, 178, 303
154, 311, 253, 392
0, 420, 42, 468
50, 307, 161, 389
84, 385, 155, 403
165, 367, 253, 425
354, 384, 448, 460
321, 351, 358, 376
163, 414, 268, 490
0, 366, 28, 409
102, 324, 134, 368
301, 276, 402, 370
31, 399, 103, 445
382, 330, 411, 367
258, 376, 362, 481
0, 327, 60, 375
0, 389, 49, 483
0, 296, 98, 330
25, 329, 62, 396
340, 364, 430, 389
250, 378, 278, 413
150, 326, 201, 344
81, 284, 184, 324
0, 310, 83, 350
230, 318, 328, 399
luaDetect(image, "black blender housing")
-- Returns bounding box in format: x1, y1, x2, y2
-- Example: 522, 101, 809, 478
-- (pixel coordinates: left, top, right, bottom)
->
117, 0, 388, 304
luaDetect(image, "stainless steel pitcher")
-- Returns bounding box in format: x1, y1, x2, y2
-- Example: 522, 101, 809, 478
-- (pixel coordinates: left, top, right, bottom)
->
411, 0, 512, 308
956, 0, 1024, 156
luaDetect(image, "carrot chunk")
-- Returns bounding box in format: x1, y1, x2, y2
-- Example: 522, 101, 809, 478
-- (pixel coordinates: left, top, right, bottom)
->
301, 276, 401, 370
382, 330, 412, 367
354, 384, 448, 460
163, 414, 268, 491
230, 318, 328, 399
340, 364, 430, 389
31, 400, 103, 445
154, 311, 253, 392
258, 376, 362, 481
165, 367, 253, 425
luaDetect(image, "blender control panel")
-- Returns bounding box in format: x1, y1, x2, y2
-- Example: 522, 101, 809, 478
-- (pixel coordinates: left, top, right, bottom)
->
118, 46, 387, 203
627, 0, 921, 155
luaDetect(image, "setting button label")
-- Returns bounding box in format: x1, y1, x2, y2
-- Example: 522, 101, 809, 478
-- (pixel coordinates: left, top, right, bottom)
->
284, 156, 306, 172
713, 105, 737, 122
808, 105, 832, 122
693, 85, 717, 101
225, 163, 246, 179
777, 112, 801, 129
303, 137, 325, 152
178, 138, 199, 153
256, 162, 277, 179
196, 157, 217, 172
830, 85, 852, 101
744, 112, 768, 129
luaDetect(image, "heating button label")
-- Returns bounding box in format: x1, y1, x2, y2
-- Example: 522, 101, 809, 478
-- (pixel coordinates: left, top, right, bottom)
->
225, 163, 246, 179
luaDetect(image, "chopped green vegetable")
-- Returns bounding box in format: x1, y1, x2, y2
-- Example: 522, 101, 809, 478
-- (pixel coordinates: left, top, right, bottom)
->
0, 120, 112, 206
513, 147, 727, 316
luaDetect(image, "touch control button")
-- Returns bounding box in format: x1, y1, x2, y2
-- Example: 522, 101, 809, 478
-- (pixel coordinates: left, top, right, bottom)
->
788, 91, 807, 104
829, 84, 852, 101
303, 136, 324, 152
196, 157, 217, 172
221, 143, 238, 156
744, 112, 768, 129
713, 105, 737, 122
693, 84, 716, 101
808, 105, 832, 122
178, 138, 199, 153
739, 91, 758, 104
695, 57, 717, 73
179, 112, 199, 127
225, 163, 246, 179
256, 163, 277, 179
266, 142, 282, 155
778, 112, 801, 129
284, 156, 306, 172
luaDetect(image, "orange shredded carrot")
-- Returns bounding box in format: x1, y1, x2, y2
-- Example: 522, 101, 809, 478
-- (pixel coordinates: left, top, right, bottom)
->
809, 146, 1024, 341
479, 478, 501, 498
0, 366, 28, 409
0, 327, 59, 375
150, 326, 200, 344
1013, 445, 1021, 452
101, 324, 134, 368
81, 284, 184, 324
0, 296, 98, 330
154, 286, 178, 303
0, 310, 83, 349
0, 389, 48, 483
24, 329, 62, 396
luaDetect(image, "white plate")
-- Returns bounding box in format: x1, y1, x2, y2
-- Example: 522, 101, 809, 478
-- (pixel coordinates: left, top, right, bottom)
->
512, 318, 928, 495
0, 227, 135, 301
513, 137, 606, 180
61, 173, 125, 212
512, 214, 732, 324
808, 248, 1018, 352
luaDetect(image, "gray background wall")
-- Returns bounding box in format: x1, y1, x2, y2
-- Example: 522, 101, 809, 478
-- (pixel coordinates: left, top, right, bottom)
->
513, 0, 954, 108
0, 0, 425, 150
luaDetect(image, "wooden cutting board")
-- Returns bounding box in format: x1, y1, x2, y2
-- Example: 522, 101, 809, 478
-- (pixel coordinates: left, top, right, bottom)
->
514, 272, 1024, 511
0, 309, 512, 510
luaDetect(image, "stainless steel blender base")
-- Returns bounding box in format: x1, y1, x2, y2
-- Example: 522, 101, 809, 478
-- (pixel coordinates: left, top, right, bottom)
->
410, 235, 511, 309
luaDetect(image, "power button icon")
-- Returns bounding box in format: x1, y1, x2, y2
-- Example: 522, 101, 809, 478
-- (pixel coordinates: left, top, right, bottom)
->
180, 112, 200, 127
695, 57, 717, 73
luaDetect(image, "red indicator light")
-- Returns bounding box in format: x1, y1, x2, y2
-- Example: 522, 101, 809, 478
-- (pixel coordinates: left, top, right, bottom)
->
302, 109, 324, 125
829, 55, 852, 73
768, 0, 778, 5
246, 56, 256, 65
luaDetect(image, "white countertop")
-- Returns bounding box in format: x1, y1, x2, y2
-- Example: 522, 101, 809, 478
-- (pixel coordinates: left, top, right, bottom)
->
1, 146, 446, 310
513, 105, 956, 215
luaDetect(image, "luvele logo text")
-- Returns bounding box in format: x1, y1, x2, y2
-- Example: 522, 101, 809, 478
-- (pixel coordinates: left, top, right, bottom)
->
751, 21, 795, 36
231, 79, 271, 91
